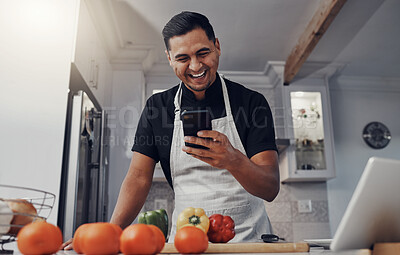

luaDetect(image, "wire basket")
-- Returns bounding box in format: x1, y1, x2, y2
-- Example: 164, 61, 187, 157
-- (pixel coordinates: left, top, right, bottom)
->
0, 184, 56, 250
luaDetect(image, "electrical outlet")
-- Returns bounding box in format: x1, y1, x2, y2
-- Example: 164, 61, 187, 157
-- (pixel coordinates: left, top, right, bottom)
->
154, 199, 168, 210
298, 200, 312, 213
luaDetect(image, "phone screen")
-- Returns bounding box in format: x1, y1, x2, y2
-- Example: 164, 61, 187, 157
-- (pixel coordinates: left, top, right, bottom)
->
181, 110, 212, 149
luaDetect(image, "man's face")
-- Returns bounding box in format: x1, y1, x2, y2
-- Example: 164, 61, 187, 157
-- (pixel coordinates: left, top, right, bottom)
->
166, 28, 221, 94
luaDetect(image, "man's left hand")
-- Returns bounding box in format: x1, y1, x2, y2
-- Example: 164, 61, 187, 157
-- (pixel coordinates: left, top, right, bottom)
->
182, 130, 243, 170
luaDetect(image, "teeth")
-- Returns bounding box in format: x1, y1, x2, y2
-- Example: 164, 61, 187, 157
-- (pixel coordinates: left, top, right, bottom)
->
191, 71, 206, 78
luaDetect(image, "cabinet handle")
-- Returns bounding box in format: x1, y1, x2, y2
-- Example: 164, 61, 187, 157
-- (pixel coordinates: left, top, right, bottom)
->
89, 59, 98, 89
94, 63, 99, 89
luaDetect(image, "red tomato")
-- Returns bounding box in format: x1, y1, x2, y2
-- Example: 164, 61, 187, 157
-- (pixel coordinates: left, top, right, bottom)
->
80, 222, 120, 255
72, 223, 90, 254
148, 224, 166, 253
120, 224, 157, 255
110, 223, 123, 237
73, 223, 122, 254
174, 226, 208, 254
17, 221, 63, 255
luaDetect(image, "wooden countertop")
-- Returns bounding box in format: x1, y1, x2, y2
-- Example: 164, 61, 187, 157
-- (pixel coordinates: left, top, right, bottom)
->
161, 242, 310, 253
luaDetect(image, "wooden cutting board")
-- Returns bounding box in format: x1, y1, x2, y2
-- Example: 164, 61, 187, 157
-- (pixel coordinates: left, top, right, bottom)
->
160, 242, 310, 253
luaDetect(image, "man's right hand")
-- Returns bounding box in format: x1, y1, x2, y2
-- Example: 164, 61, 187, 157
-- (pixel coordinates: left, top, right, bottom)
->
60, 238, 73, 250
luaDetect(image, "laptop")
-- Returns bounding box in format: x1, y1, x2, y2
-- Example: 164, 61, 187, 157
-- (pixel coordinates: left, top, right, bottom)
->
330, 157, 400, 251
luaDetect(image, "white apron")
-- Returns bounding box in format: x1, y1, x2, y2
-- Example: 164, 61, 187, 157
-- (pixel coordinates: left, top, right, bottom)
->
169, 74, 272, 242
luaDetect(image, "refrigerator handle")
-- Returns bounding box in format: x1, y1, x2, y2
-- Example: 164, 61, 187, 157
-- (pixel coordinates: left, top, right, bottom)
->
97, 110, 108, 222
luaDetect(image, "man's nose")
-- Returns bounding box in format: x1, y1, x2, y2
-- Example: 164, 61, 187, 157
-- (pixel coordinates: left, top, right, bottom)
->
189, 57, 202, 71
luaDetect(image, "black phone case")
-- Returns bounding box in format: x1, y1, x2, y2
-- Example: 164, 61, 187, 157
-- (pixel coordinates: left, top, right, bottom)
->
181, 110, 212, 149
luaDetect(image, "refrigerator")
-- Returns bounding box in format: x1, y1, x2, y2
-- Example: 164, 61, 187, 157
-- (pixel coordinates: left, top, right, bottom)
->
58, 65, 110, 240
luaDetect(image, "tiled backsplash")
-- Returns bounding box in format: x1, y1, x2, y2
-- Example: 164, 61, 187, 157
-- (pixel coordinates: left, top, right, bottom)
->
140, 181, 175, 233
142, 180, 330, 242
264, 182, 331, 242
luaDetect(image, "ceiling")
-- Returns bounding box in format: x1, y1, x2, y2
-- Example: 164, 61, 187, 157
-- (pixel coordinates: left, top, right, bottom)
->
88, 0, 400, 81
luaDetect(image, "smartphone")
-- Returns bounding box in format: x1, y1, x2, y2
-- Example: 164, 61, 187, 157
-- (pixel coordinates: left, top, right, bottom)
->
181, 109, 212, 149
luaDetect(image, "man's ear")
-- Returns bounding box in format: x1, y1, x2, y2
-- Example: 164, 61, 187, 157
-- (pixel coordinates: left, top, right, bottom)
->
214, 38, 221, 56
165, 50, 172, 66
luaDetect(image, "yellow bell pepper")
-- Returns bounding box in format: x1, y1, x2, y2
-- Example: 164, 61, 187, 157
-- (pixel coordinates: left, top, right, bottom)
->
176, 207, 210, 233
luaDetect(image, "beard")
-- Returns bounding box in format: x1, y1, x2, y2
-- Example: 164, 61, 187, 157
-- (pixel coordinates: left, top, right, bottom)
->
185, 81, 212, 92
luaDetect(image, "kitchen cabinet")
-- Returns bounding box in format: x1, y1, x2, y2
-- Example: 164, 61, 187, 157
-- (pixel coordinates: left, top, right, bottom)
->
278, 82, 336, 182
73, 0, 112, 107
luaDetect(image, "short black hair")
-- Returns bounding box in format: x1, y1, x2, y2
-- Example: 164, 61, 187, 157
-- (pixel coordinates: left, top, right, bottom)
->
162, 11, 216, 51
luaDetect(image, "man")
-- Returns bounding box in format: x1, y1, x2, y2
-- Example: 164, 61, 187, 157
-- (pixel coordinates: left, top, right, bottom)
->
64, 11, 279, 248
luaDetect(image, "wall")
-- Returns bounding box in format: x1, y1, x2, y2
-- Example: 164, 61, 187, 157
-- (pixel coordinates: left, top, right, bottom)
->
264, 182, 330, 242
107, 69, 145, 220
0, 0, 79, 224
327, 76, 400, 235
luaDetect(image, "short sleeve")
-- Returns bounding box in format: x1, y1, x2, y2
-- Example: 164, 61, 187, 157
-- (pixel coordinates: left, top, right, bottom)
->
131, 97, 160, 162
245, 93, 277, 158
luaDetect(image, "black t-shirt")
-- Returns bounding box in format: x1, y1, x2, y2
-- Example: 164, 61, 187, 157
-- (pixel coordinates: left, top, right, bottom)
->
132, 74, 277, 188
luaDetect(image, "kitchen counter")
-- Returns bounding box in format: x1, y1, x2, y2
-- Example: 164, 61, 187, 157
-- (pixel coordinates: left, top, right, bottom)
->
19, 249, 371, 255
2, 243, 371, 255
4, 250, 371, 255
3, 249, 373, 255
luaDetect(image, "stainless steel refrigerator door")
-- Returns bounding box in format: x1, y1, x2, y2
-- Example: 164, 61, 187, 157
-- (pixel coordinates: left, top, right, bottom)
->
63, 91, 105, 239
64, 91, 84, 240
75, 92, 97, 227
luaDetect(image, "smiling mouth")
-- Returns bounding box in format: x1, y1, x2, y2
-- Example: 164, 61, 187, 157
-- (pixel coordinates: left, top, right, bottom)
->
188, 70, 206, 79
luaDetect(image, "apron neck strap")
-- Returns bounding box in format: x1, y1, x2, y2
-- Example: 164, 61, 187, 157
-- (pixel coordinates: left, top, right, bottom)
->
173, 83, 183, 120
219, 74, 233, 118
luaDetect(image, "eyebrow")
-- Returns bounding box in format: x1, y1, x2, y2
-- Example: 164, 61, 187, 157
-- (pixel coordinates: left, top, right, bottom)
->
173, 47, 211, 59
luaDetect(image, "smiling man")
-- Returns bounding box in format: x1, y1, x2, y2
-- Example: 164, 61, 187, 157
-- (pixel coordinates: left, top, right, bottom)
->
109, 11, 280, 242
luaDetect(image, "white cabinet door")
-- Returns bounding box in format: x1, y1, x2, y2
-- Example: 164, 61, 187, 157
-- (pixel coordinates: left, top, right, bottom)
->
73, 0, 112, 107
91, 38, 112, 107
74, 0, 96, 86
279, 82, 336, 182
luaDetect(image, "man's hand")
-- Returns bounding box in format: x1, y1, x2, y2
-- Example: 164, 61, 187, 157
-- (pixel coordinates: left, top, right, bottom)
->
60, 238, 73, 250
182, 130, 242, 170
182, 130, 280, 202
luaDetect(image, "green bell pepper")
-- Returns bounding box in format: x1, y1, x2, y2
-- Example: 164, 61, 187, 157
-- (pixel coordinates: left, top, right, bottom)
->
138, 209, 168, 239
